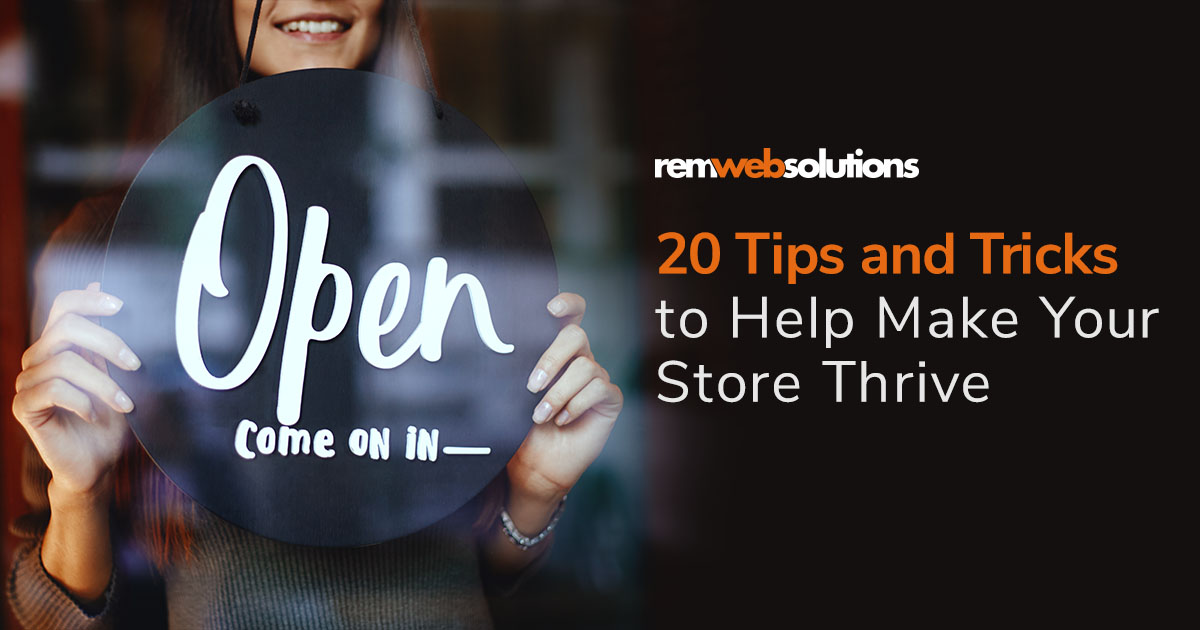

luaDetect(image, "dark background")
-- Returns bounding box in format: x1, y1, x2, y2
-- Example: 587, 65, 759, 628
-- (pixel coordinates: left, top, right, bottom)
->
635, 3, 1192, 627
2, 2, 1192, 628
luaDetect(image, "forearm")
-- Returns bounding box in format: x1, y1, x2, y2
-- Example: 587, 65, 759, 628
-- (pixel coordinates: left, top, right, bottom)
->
481, 466, 567, 576
41, 479, 115, 602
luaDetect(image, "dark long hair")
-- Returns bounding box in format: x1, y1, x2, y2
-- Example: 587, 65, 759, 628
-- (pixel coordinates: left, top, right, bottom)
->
130, 0, 427, 144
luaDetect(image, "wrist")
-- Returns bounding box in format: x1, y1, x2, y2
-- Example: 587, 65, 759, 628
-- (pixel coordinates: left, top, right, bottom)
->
42, 478, 114, 603
500, 494, 566, 551
504, 466, 568, 536
47, 476, 113, 516
505, 458, 570, 507
508, 474, 567, 510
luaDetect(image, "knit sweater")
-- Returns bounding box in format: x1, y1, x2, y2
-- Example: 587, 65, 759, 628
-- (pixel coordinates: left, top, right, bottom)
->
6, 194, 537, 629
8, 474, 498, 629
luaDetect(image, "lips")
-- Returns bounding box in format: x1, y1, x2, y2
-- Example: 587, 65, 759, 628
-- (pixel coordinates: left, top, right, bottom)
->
275, 14, 352, 42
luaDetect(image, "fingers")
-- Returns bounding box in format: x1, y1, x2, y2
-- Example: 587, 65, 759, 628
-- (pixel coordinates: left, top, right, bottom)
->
16, 350, 134, 414
23, 312, 141, 372
13, 377, 98, 429
557, 378, 623, 427
532, 355, 610, 426
547, 292, 586, 327
526, 324, 591, 393
529, 292, 621, 427
43, 285, 123, 334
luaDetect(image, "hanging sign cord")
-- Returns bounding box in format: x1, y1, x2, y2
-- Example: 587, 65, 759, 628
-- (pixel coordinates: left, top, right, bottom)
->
232, 0, 266, 125
401, 0, 444, 120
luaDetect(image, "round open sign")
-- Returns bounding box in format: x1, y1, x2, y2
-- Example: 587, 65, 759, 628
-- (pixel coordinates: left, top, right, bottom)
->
103, 69, 558, 546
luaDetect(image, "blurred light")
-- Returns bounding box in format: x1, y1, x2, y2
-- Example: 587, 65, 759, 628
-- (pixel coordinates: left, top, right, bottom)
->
33, 145, 154, 182
0, 35, 29, 102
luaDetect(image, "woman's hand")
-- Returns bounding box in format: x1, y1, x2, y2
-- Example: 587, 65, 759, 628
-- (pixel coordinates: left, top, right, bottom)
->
12, 283, 140, 600
12, 283, 140, 500
486, 292, 621, 573
504, 292, 623, 522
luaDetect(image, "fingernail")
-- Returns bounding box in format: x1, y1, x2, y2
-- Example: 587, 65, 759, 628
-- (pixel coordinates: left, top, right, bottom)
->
533, 402, 553, 424
119, 348, 141, 370
115, 391, 134, 413
102, 295, 123, 312
526, 368, 548, 393
547, 298, 566, 316
554, 410, 570, 426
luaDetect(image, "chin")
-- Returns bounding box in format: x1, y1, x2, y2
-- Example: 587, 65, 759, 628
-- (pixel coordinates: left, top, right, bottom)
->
257, 55, 362, 75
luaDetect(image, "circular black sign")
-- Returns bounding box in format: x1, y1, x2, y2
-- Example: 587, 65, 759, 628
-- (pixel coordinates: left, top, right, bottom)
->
103, 69, 558, 546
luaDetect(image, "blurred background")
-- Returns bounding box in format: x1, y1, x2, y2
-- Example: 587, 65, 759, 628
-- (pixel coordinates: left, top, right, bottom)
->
1, 1, 642, 627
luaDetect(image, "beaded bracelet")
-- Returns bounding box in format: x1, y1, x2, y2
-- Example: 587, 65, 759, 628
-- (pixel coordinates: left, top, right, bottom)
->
499, 495, 567, 551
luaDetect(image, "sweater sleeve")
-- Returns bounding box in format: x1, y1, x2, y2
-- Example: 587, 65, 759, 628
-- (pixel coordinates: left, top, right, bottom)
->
6, 445, 118, 630
479, 533, 556, 598
474, 475, 558, 598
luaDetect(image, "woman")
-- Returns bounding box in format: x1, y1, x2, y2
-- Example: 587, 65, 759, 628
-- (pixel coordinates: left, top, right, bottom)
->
7, 1, 622, 628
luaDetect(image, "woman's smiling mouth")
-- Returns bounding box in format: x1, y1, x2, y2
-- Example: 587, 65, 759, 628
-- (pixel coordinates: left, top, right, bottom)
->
276, 15, 352, 42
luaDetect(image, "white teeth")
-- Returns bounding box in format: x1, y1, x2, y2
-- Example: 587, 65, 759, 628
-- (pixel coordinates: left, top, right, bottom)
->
280, 20, 344, 34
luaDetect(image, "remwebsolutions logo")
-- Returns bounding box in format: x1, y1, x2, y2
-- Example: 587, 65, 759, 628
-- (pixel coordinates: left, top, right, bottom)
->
654, 148, 919, 179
